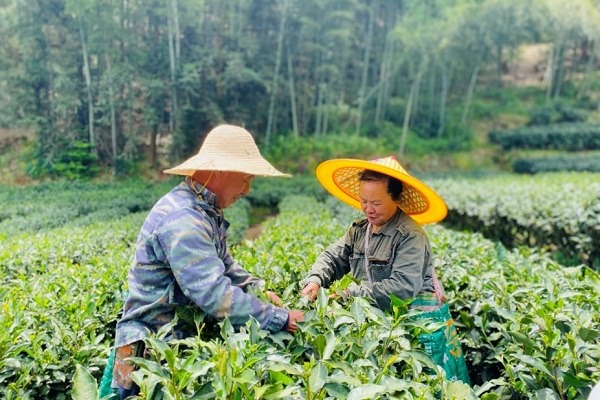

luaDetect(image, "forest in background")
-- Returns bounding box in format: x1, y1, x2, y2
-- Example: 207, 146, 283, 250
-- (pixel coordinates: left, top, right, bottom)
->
0, 0, 599, 180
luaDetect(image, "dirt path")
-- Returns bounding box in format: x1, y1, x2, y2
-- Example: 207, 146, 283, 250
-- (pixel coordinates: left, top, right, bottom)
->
244, 224, 264, 240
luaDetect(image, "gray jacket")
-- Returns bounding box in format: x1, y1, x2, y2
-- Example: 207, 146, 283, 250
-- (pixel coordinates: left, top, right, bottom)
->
303, 209, 436, 311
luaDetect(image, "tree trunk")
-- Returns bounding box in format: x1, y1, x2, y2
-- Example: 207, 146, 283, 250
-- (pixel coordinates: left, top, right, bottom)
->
322, 84, 331, 135
427, 68, 435, 129
495, 43, 503, 87
437, 56, 453, 137
577, 39, 595, 98
375, 30, 394, 125
105, 53, 118, 174
355, 4, 374, 136
399, 57, 427, 155
172, 0, 180, 60
315, 82, 323, 136
286, 45, 299, 137
77, 15, 95, 155
265, 0, 289, 148
544, 44, 555, 102
149, 124, 158, 168
461, 64, 480, 125
167, 1, 178, 137
552, 40, 566, 99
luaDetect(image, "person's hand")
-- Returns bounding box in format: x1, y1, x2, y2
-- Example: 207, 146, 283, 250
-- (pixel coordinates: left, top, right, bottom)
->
266, 290, 282, 306
300, 282, 320, 302
284, 310, 304, 333
329, 289, 350, 300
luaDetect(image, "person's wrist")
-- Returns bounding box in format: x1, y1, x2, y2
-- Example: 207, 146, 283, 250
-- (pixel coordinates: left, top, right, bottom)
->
283, 312, 291, 330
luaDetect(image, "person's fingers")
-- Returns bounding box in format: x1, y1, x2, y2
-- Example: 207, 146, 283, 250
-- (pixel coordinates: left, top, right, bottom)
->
285, 310, 304, 333
300, 283, 319, 301
266, 290, 282, 306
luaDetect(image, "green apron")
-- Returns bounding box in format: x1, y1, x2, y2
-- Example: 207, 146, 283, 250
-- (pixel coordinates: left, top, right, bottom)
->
98, 349, 118, 399
411, 293, 471, 385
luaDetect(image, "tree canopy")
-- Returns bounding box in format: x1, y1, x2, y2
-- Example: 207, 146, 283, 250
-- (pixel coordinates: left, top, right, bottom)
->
0, 0, 598, 178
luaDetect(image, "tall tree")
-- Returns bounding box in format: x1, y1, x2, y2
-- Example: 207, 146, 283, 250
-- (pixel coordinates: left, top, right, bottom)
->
355, 1, 374, 136
265, 0, 290, 148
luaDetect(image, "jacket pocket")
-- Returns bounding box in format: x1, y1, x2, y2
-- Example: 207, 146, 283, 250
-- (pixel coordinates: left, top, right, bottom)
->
349, 249, 365, 279
369, 257, 392, 282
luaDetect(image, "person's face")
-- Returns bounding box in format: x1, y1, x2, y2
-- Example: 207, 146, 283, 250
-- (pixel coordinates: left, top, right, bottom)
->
359, 179, 398, 227
213, 171, 253, 209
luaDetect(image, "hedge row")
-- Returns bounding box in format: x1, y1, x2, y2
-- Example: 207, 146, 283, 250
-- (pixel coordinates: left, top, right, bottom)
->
431, 172, 600, 269
489, 123, 600, 151
512, 152, 600, 174
0, 178, 250, 245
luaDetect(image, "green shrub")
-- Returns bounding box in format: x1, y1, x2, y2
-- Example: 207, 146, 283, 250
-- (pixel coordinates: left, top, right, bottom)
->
223, 198, 250, 245
528, 102, 588, 126
246, 175, 327, 209
52, 141, 100, 180
489, 122, 600, 151
512, 152, 600, 174
265, 134, 392, 175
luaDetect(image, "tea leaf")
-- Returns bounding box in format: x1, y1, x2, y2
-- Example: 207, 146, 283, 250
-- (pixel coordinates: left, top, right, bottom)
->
347, 383, 386, 400
308, 361, 327, 392
72, 365, 98, 400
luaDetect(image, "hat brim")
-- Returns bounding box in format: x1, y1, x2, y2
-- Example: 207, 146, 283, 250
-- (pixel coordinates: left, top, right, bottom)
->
316, 159, 447, 224
163, 154, 291, 177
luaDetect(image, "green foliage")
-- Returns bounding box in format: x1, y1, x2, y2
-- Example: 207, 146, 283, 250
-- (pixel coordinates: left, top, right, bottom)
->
432, 172, 600, 268
489, 123, 600, 151
431, 225, 600, 399
0, 214, 141, 399
265, 134, 393, 175
1, 180, 599, 398
512, 152, 600, 174
72, 364, 99, 400
246, 175, 328, 210
223, 198, 250, 246
0, 179, 176, 239
528, 102, 588, 126
52, 141, 100, 180
405, 129, 474, 156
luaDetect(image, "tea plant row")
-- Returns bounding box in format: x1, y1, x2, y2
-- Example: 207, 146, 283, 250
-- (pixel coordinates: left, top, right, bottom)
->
431, 172, 600, 269
1, 187, 598, 398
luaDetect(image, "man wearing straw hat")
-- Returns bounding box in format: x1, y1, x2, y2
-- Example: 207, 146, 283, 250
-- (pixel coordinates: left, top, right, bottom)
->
109, 124, 304, 398
300, 156, 470, 384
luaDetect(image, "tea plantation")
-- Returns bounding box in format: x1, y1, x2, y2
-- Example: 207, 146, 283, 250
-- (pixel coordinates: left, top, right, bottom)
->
0, 175, 598, 399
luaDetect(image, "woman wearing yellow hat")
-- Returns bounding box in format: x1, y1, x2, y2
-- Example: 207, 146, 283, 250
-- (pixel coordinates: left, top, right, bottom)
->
300, 156, 470, 384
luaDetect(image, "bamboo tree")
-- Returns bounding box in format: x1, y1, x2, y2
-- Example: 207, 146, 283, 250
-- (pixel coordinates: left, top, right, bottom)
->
577, 39, 596, 98
355, 2, 374, 136
375, 27, 395, 125
167, 0, 178, 137
104, 53, 118, 173
399, 57, 427, 155
461, 64, 480, 125
437, 51, 453, 137
265, 0, 290, 147
286, 44, 299, 137
76, 13, 96, 155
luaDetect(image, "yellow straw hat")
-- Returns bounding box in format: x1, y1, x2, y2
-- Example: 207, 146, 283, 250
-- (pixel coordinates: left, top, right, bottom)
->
316, 156, 447, 224
163, 124, 290, 177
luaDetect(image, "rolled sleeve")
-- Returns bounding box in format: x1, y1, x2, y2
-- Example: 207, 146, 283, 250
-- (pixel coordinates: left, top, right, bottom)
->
302, 230, 353, 288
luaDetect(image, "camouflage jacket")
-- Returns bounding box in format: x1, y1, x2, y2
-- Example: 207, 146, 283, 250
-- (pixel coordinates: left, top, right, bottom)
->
302, 209, 436, 311
115, 178, 288, 347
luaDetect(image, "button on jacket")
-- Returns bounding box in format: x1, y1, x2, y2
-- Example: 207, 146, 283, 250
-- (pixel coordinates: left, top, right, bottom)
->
303, 209, 435, 311
115, 179, 288, 347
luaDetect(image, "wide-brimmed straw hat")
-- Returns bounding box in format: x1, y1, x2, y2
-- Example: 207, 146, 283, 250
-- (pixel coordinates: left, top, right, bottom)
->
316, 156, 447, 224
163, 124, 290, 177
